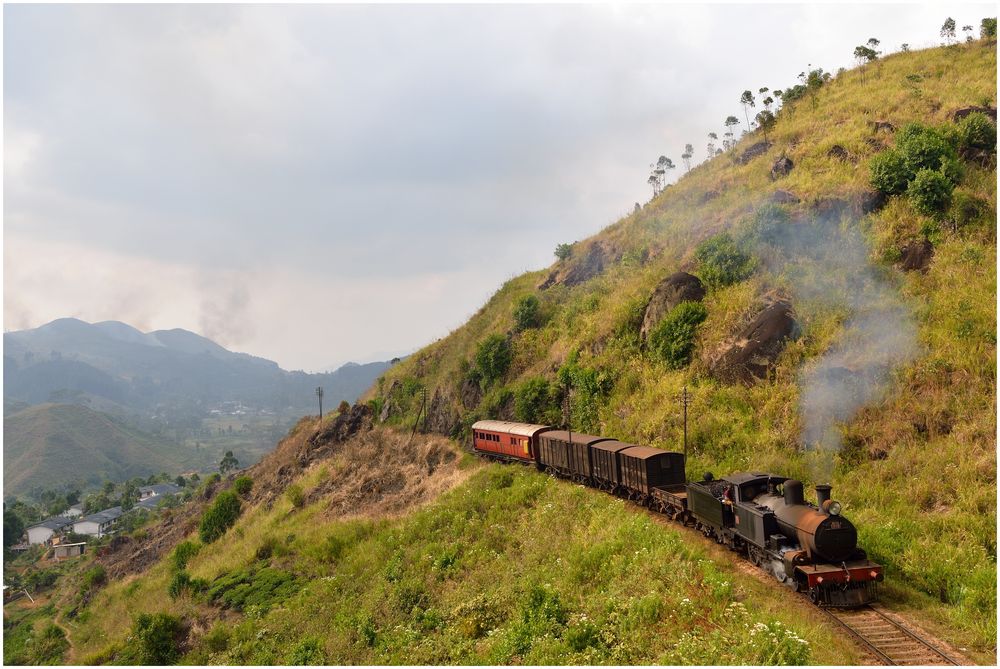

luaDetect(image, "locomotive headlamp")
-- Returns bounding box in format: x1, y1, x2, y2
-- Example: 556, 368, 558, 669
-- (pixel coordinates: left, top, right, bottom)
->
827, 500, 842, 515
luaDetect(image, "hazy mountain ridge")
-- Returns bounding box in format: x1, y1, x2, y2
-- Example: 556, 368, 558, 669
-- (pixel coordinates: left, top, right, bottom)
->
4, 318, 393, 411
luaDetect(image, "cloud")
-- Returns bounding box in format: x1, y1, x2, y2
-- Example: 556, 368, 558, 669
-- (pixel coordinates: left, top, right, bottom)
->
4, 3, 991, 368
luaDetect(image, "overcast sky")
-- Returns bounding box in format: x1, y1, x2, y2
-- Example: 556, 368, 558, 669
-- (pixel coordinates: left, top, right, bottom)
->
4, 2, 991, 371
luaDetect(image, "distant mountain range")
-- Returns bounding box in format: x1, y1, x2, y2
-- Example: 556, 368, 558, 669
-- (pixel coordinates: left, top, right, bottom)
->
4, 318, 393, 412
3, 318, 397, 498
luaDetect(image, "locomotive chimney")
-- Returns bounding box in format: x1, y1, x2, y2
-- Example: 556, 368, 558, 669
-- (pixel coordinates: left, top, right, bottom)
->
816, 484, 832, 509
783, 479, 805, 506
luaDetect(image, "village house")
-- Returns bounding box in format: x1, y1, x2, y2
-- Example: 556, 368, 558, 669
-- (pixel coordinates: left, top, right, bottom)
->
138, 483, 181, 500
25, 517, 73, 545
53, 542, 86, 560
72, 506, 123, 537
61, 503, 85, 518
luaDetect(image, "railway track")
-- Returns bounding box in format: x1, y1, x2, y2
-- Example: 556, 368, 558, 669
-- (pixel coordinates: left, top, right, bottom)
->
824, 605, 962, 665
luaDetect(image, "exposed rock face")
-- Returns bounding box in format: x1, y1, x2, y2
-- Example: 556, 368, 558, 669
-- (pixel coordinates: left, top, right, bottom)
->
827, 144, 851, 161
699, 190, 721, 204
770, 156, 794, 179
710, 300, 797, 384
952, 105, 997, 122
640, 272, 706, 341
311, 403, 374, 445
898, 239, 934, 272
770, 189, 800, 204
459, 376, 482, 410
379, 379, 401, 422
736, 140, 772, 165
857, 189, 889, 215
425, 389, 460, 437
871, 120, 896, 133
812, 197, 850, 220
538, 239, 621, 290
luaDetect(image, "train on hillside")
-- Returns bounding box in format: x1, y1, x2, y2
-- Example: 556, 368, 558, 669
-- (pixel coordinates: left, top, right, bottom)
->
471, 419, 883, 608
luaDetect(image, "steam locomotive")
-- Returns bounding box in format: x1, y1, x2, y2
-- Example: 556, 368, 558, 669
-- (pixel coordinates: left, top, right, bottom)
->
471, 420, 883, 607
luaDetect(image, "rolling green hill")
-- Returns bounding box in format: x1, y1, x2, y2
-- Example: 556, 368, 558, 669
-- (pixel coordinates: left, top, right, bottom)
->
3, 403, 188, 496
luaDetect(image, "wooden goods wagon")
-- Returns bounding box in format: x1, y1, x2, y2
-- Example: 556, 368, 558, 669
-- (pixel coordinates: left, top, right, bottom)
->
618, 446, 686, 497
537, 431, 611, 480
589, 440, 635, 489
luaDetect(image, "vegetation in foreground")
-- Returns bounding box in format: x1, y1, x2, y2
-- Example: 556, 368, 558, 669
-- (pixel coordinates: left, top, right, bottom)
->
50, 455, 858, 665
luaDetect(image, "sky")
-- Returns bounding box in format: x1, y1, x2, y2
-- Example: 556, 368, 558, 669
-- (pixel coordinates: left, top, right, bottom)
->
3, 2, 992, 371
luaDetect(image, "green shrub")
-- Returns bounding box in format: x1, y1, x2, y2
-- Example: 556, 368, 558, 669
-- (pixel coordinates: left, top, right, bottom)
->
171, 541, 200, 571
126, 613, 185, 665
982, 17, 998, 38
513, 377, 562, 424
513, 295, 542, 331
233, 476, 253, 497
474, 334, 512, 385
694, 233, 755, 288
79, 565, 106, 596
554, 243, 573, 260
199, 490, 241, 543
286, 484, 305, 509
869, 149, 913, 195
207, 566, 300, 612
287, 637, 326, 665
896, 122, 959, 174
168, 570, 192, 600
957, 111, 997, 152
556, 356, 613, 433
950, 190, 990, 227
907, 168, 955, 217
647, 302, 709, 369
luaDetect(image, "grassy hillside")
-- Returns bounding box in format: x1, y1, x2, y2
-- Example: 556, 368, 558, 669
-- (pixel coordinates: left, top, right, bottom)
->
30, 422, 861, 665
3, 403, 188, 496
368, 40, 997, 651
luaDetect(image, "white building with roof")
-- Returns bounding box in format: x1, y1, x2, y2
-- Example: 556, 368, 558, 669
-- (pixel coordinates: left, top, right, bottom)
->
26, 517, 73, 545
72, 506, 123, 537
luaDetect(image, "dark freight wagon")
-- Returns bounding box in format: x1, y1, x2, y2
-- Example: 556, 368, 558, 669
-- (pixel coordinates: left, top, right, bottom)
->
537, 431, 610, 480
617, 446, 686, 496
589, 440, 635, 490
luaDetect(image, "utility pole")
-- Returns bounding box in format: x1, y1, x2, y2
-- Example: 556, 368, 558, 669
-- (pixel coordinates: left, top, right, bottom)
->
679, 385, 691, 461
316, 386, 324, 419
563, 383, 573, 445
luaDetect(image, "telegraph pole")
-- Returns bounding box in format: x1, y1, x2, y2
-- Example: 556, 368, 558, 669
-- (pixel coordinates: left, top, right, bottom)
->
563, 383, 573, 445
679, 385, 691, 461
316, 386, 324, 419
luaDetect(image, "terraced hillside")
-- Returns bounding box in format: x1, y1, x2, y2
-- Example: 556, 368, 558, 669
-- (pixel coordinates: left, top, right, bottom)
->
369, 40, 997, 651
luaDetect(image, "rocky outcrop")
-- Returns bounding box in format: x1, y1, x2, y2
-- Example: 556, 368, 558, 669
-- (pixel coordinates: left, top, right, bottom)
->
857, 189, 889, 215
952, 105, 997, 122
770, 156, 794, 179
378, 379, 402, 422
871, 120, 896, 133
425, 389, 460, 437
311, 402, 374, 445
538, 239, 621, 290
710, 300, 797, 384
640, 272, 706, 341
827, 144, 851, 161
459, 376, 482, 410
736, 140, 773, 165
770, 189, 800, 205
898, 239, 934, 272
